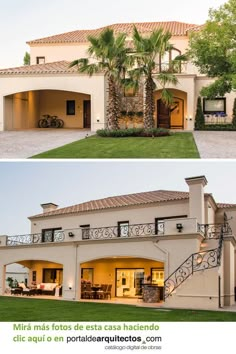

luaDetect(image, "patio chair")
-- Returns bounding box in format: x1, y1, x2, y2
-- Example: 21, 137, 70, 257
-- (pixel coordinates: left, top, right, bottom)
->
104, 284, 112, 299
96, 284, 107, 299
83, 283, 95, 299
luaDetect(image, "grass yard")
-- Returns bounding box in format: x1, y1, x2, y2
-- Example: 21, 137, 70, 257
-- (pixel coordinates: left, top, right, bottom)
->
0, 297, 235, 321
31, 133, 199, 159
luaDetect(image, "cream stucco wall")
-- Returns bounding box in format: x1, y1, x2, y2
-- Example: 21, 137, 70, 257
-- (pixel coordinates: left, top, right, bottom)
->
30, 43, 89, 65
164, 268, 220, 310
30, 200, 190, 234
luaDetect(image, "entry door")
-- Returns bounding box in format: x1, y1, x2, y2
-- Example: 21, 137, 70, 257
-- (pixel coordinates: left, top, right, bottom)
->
83, 100, 91, 128
157, 99, 170, 128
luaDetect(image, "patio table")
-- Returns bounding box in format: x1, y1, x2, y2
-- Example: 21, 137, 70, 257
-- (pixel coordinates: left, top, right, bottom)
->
91, 286, 102, 299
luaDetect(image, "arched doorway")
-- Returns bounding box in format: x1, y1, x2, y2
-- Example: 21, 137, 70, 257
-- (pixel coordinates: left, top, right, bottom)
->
4, 89, 91, 130
155, 89, 187, 129
80, 257, 164, 300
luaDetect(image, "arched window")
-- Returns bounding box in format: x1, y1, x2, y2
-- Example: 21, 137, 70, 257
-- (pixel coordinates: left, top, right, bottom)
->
159, 48, 181, 73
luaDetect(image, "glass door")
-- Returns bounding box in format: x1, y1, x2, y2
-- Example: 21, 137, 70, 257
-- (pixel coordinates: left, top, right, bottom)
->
116, 269, 144, 297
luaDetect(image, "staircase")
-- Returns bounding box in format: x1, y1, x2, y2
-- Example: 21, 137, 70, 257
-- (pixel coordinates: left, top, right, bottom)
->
164, 223, 231, 300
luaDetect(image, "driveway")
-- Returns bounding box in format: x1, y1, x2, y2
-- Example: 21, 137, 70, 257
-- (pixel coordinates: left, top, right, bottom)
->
0, 129, 93, 159
193, 131, 236, 159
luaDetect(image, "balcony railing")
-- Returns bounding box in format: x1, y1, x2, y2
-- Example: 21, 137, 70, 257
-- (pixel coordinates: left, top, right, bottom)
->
197, 223, 232, 239
82, 222, 164, 240
6, 231, 65, 246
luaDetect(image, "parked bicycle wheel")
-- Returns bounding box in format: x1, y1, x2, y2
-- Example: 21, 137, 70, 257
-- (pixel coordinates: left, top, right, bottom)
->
38, 119, 48, 128
57, 119, 64, 128
50, 119, 60, 128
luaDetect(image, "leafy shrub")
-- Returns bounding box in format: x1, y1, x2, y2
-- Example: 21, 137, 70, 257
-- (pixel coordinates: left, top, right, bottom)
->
194, 97, 205, 130
96, 128, 170, 137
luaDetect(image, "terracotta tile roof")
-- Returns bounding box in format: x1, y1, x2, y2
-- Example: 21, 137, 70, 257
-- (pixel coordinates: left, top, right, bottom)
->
27, 21, 199, 44
0, 61, 75, 75
217, 203, 236, 209
29, 189, 235, 219
29, 190, 192, 219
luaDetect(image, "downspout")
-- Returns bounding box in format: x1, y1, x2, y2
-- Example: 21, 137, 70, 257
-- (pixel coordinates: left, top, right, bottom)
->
74, 243, 79, 301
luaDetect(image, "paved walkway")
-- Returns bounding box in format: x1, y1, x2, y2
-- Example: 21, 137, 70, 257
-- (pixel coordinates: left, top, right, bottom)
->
193, 131, 236, 159
0, 129, 93, 159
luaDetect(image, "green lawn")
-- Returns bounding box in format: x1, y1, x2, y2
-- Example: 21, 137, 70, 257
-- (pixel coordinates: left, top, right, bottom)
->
0, 297, 235, 321
31, 133, 199, 159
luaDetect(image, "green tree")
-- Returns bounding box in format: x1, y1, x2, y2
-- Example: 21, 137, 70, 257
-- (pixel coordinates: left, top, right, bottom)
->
70, 28, 130, 130
23, 52, 30, 66
130, 27, 178, 129
189, 0, 236, 97
232, 98, 236, 126
194, 97, 205, 130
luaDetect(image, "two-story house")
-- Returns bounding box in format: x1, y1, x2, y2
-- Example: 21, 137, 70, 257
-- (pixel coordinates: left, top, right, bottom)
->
0, 175, 235, 310
0, 21, 234, 132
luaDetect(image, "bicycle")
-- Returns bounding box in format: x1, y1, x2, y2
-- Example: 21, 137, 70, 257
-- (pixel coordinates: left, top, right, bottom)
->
38, 114, 64, 128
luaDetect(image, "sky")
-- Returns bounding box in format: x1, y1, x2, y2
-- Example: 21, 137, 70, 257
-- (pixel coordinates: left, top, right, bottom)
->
1, 160, 236, 236
0, 0, 227, 68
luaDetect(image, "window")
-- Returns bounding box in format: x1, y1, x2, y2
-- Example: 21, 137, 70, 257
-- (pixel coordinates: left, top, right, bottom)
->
80, 224, 90, 240
36, 56, 45, 64
32, 271, 37, 282
42, 228, 62, 242
159, 48, 181, 72
43, 268, 63, 284
66, 100, 76, 115
81, 268, 93, 283
118, 221, 129, 237
203, 98, 226, 114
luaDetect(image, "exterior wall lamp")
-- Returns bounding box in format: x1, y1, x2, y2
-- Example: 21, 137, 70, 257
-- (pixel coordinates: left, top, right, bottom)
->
176, 223, 183, 232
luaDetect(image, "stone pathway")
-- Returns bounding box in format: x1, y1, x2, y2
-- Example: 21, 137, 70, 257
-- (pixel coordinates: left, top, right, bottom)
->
193, 131, 236, 159
0, 129, 93, 159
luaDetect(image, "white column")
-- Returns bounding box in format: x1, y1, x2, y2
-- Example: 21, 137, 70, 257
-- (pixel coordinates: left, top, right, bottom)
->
185, 175, 207, 224
223, 240, 235, 306
0, 95, 4, 131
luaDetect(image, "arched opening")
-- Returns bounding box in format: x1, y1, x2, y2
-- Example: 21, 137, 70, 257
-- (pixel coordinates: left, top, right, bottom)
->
4, 89, 91, 130
5, 259, 63, 297
154, 89, 187, 129
80, 257, 164, 301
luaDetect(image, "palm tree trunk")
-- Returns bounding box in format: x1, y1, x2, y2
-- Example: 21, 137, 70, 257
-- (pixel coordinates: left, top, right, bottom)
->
107, 76, 120, 130
144, 76, 155, 129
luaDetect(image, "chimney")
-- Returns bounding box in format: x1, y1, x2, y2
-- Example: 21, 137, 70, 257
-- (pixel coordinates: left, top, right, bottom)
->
185, 175, 207, 224
41, 203, 58, 213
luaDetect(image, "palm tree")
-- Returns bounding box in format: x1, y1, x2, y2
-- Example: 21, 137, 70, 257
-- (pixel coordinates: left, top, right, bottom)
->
131, 27, 178, 129
70, 28, 130, 130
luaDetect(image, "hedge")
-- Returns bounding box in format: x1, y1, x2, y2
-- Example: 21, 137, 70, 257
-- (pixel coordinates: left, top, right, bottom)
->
96, 128, 171, 137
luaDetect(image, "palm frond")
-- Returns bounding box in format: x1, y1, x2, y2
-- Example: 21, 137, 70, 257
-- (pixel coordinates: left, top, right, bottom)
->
157, 72, 179, 87
160, 89, 174, 106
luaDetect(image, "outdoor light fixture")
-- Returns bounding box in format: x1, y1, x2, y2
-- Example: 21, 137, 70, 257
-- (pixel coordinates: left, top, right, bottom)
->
68, 232, 74, 237
176, 223, 183, 233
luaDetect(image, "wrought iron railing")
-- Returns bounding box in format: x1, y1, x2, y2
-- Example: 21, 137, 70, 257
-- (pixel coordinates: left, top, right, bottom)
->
82, 222, 164, 240
6, 231, 65, 246
197, 222, 232, 239
164, 224, 227, 299
164, 248, 219, 299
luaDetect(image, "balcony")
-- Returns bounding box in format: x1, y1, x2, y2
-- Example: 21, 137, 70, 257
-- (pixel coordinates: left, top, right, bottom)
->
4, 231, 65, 246
1, 218, 204, 247
197, 223, 232, 239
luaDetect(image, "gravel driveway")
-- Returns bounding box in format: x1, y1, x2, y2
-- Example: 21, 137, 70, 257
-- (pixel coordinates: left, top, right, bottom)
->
193, 131, 236, 159
0, 129, 93, 159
